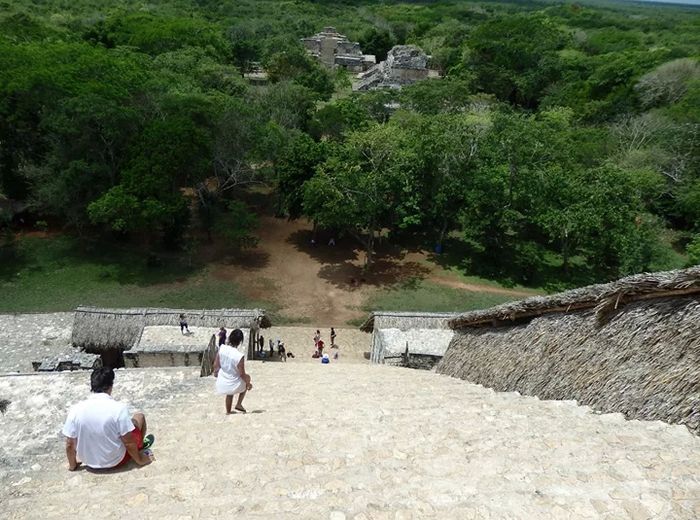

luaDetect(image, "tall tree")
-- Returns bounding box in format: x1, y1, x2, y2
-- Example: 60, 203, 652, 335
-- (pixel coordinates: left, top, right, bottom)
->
303, 124, 420, 267
469, 14, 567, 108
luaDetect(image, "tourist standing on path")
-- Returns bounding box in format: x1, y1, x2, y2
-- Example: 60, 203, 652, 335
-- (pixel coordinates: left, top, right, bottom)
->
313, 330, 321, 349
179, 314, 190, 335
62, 368, 154, 470
330, 327, 337, 347
258, 334, 265, 354
218, 327, 227, 346
213, 329, 252, 414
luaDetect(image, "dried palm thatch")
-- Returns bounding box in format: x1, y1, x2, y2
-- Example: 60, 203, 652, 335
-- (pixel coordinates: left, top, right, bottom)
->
448, 266, 700, 329
361, 311, 458, 363
72, 307, 270, 352
71, 308, 144, 351
439, 267, 700, 434
360, 311, 458, 332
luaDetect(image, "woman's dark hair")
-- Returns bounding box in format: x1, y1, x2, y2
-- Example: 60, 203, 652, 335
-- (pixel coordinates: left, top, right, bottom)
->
228, 328, 244, 347
91, 367, 115, 393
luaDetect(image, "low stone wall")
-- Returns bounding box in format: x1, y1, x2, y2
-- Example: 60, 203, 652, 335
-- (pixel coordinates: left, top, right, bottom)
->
123, 326, 236, 369
438, 296, 700, 434
373, 328, 454, 365
0, 313, 74, 373
384, 353, 442, 371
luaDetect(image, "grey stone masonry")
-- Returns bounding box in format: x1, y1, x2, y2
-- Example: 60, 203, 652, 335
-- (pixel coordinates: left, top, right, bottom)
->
355, 45, 439, 91
302, 27, 375, 72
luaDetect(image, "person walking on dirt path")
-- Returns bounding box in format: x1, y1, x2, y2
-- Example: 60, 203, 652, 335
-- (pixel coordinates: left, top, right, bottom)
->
213, 329, 253, 414
258, 335, 264, 353
179, 314, 190, 335
218, 327, 227, 346
330, 327, 337, 348
62, 367, 154, 471
314, 330, 321, 349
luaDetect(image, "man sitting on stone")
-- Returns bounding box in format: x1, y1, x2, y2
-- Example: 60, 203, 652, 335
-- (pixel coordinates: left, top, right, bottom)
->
62, 367, 154, 471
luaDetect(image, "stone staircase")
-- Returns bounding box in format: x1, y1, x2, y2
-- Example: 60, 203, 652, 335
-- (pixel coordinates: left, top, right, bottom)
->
2, 364, 699, 519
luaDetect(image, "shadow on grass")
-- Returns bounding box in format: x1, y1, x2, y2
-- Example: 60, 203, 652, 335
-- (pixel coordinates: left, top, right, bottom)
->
427, 237, 597, 292
286, 229, 360, 264
288, 228, 435, 290
3, 235, 207, 287
318, 260, 431, 290
218, 248, 271, 271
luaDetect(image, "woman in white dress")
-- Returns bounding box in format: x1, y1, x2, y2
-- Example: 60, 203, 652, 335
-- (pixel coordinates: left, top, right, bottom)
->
213, 329, 253, 414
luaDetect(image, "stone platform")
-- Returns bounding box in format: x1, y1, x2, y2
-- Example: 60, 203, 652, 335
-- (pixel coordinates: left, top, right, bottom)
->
124, 326, 219, 368
0, 313, 74, 373
1, 364, 699, 518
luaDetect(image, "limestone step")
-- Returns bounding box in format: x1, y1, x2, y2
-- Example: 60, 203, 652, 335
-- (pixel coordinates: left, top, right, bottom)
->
1, 364, 699, 519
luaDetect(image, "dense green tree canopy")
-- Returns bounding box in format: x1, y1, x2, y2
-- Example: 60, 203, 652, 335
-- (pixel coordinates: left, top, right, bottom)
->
1, 0, 698, 285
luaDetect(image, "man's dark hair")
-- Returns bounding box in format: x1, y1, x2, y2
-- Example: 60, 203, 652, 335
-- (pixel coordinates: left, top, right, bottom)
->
91, 367, 115, 393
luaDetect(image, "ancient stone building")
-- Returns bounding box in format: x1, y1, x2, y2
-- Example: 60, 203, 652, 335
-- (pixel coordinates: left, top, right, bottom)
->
301, 27, 375, 72
355, 45, 439, 91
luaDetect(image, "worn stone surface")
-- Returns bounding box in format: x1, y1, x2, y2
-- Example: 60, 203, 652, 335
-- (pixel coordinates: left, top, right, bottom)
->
1, 364, 699, 518
0, 313, 74, 373
36, 351, 100, 372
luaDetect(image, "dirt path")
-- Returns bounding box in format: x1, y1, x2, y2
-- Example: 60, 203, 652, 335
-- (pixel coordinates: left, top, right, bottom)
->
213, 216, 371, 326
428, 274, 535, 296
213, 215, 534, 326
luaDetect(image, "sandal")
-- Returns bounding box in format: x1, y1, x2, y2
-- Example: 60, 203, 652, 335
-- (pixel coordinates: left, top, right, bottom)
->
142, 434, 155, 450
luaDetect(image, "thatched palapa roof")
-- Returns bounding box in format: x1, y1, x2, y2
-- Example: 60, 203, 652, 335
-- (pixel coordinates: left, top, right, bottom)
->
360, 311, 459, 333
361, 311, 458, 364
438, 266, 700, 433
72, 307, 270, 351
449, 266, 700, 329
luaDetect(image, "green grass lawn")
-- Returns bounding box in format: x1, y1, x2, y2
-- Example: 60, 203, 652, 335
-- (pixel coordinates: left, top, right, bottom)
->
0, 236, 273, 312
349, 278, 522, 325
3, 235, 527, 321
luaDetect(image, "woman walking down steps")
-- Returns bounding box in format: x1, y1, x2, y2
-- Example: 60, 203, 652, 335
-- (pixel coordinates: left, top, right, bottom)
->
213, 329, 253, 414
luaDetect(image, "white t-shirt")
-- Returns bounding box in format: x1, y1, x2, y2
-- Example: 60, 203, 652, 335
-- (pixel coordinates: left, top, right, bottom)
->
62, 393, 135, 469
216, 345, 245, 395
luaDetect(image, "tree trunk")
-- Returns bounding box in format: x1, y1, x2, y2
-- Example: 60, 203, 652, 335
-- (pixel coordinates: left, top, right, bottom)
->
348, 227, 375, 270
438, 218, 449, 246
508, 160, 517, 207
365, 229, 375, 269
561, 229, 570, 277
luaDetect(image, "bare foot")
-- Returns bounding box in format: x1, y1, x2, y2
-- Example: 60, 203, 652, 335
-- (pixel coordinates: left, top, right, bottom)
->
235, 406, 247, 413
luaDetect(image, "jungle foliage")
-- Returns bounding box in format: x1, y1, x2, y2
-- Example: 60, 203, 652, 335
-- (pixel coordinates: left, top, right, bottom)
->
0, 0, 698, 287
